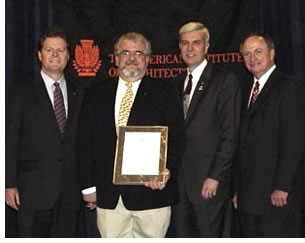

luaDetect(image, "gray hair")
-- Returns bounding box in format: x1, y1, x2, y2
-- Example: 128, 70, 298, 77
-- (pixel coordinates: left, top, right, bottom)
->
114, 32, 152, 56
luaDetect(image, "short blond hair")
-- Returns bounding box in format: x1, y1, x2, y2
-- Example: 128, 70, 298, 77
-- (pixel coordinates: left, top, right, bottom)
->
179, 22, 210, 45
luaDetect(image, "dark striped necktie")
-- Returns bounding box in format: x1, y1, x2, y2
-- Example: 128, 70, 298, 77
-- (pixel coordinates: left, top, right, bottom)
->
53, 82, 66, 135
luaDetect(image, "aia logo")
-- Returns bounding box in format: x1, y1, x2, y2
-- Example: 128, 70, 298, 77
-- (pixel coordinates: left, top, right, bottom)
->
73, 40, 102, 77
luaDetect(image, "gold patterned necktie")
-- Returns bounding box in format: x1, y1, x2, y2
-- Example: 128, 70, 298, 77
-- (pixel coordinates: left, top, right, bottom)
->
118, 82, 133, 128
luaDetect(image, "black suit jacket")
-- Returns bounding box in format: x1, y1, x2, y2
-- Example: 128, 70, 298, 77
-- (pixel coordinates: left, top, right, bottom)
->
236, 68, 305, 214
173, 63, 241, 204
77, 77, 185, 210
5, 75, 83, 210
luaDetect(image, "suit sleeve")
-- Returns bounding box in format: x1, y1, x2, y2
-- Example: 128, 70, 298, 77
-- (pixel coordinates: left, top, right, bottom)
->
162, 82, 185, 181
5, 83, 23, 188
76, 87, 95, 190
273, 79, 305, 192
208, 73, 241, 182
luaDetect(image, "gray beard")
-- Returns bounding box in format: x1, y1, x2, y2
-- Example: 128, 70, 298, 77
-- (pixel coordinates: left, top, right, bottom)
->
122, 67, 141, 78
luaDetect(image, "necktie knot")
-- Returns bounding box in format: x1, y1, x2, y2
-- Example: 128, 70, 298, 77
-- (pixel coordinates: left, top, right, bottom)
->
126, 82, 133, 89
250, 80, 260, 106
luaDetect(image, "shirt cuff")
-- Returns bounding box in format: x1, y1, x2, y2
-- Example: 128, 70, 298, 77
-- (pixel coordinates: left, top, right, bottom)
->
82, 186, 96, 195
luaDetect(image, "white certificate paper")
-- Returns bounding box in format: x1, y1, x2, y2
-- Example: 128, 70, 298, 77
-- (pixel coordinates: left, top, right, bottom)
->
113, 126, 168, 185
121, 132, 161, 175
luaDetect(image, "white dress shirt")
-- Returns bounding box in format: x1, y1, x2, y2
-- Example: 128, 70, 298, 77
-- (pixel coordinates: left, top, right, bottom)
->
184, 59, 208, 106
248, 65, 276, 107
41, 70, 68, 117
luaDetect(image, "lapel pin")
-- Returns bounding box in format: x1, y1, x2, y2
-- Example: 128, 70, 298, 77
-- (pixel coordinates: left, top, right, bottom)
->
198, 82, 204, 90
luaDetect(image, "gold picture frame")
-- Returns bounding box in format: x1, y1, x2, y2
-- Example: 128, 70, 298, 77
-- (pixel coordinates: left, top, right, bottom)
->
113, 126, 168, 185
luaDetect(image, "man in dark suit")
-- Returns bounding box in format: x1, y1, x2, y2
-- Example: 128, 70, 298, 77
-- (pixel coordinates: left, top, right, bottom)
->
172, 22, 241, 237
77, 32, 184, 238
5, 26, 83, 237
234, 32, 305, 237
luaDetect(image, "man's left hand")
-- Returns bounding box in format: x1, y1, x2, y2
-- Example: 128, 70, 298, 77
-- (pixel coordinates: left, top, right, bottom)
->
201, 178, 219, 200
144, 169, 170, 190
271, 189, 288, 207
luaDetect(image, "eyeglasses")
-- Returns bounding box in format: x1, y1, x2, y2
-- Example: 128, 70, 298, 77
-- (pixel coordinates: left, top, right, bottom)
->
118, 50, 146, 58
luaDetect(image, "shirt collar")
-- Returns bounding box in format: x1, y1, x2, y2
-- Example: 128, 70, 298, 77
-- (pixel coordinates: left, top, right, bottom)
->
188, 59, 208, 81
41, 70, 66, 89
254, 65, 276, 87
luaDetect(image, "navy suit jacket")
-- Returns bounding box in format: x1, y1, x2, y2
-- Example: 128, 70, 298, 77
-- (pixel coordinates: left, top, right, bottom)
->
77, 76, 185, 210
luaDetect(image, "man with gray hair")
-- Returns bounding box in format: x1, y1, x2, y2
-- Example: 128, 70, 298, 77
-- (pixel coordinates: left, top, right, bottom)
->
77, 32, 184, 237
172, 22, 241, 237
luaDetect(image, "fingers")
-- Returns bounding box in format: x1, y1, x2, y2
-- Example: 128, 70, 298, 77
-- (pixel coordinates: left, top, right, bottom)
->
85, 202, 97, 210
6, 199, 19, 210
201, 178, 219, 200
232, 194, 238, 209
202, 188, 214, 200
271, 190, 288, 207
5, 189, 19, 210
144, 169, 170, 190
144, 177, 166, 190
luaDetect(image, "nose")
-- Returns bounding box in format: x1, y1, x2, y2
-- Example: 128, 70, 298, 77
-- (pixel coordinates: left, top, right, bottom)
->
187, 44, 193, 51
52, 50, 59, 57
129, 54, 135, 60
249, 53, 256, 61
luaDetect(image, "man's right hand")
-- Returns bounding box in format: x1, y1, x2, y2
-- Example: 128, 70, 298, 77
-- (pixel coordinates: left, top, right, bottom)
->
232, 193, 238, 209
83, 192, 97, 210
5, 188, 20, 210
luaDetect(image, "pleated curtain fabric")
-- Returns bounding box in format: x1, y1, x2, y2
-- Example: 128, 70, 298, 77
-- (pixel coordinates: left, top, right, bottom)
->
53, 82, 66, 135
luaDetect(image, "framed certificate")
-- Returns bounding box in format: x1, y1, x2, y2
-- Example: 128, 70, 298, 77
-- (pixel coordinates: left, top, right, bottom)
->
113, 126, 168, 185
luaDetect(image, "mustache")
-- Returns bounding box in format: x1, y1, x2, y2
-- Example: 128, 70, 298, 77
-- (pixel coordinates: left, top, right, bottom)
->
125, 60, 138, 65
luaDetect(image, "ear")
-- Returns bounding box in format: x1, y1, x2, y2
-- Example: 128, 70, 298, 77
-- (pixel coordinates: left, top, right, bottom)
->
145, 55, 150, 63
38, 51, 42, 62
204, 43, 210, 54
115, 55, 119, 67
270, 48, 275, 61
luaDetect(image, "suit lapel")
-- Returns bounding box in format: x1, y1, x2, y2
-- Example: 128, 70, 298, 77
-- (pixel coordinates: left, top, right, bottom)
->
64, 80, 80, 136
33, 76, 60, 134
185, 64, 213, 124
247, 68, 279, 117
128, 77, 150, 123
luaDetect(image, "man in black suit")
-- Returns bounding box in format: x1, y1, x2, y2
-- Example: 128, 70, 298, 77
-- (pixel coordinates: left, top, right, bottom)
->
234, 32, 305, 237
77, 32, 184, 238
5, 26, 83, 237
172, 22, 241, 237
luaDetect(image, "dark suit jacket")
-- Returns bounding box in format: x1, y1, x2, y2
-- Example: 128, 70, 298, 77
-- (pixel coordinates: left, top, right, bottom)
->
77, 76, 185, 210
236, 68, 305, 214
173, 63, 241, 204
5, 75, 83, 211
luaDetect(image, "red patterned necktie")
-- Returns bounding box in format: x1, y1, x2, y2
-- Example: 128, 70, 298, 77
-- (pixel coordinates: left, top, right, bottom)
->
53, 82, 66, 135
249, 80, 260, 107
183, 73, 193, 117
